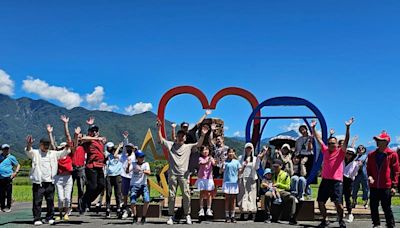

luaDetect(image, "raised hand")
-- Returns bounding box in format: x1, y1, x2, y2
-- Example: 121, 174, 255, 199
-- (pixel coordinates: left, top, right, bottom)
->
205, 110, 212, 116
368, 176, 375, 184
122, 131, 129, 139
310, 120, 317, 128
171, 123, 177, 129
345, 117, 355, 127
46, 124, 53, 133
156, 119, 162, 128
211, 123, 217, 131
60, 115, 69, 123
74, 126, 81, 135
201, 125, 210, 135
330, 128, 335, 135
26, 135, 34, 145
86, 116, 95, 125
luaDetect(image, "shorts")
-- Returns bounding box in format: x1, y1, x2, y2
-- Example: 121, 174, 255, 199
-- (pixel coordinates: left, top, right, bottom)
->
121, 176, 131, 196
222, 182, 239, 195
317, 179, 343, 204
130, 185, 150, 204
195, 179, 215, 191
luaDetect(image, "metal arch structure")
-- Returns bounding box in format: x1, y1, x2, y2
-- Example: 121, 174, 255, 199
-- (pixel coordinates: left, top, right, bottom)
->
245, 96, 328, 185
157, 86, 261, 159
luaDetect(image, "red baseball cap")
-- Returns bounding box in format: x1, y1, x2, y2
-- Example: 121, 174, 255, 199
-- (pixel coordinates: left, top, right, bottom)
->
373, 131, 391, 143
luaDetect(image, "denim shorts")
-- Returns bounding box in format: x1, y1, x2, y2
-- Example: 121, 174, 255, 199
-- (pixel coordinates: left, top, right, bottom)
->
130, 185, 150, 204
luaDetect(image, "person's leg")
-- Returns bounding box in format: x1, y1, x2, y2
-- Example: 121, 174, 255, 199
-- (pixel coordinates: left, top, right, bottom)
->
290, 176, 299, 196
106, 176, 112, 211
343, 178, 352, 215
96, 168, 106, 202
352, 174, 361, 204
55, 177, 65, 218
332, 181, 344, 223
317, 179, 330, 221
178, 176, 191, 216
142, 185, 150, 218
0, 178, 6, 210
280, 191, 296, 218
381, 189, 395, 228
82, 168, 97, 212
44, 183, 55, 221
199, 191, 205, 211
207, 191, 212, 210
5, 178, 12, 209
114, 176, 122, 211
32, 183, 45, 222
230, 194, 237, 220
298, 177, 307, 199
264, 192, 273, 215
361, 174, 369, 202
167, 174, 178, 216
64, 176, 73, 217
225, 194, 230, 219
369, 188, 380, 226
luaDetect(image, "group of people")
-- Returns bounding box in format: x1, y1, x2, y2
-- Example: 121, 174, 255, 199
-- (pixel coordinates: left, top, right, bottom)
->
0, 111, 399, 228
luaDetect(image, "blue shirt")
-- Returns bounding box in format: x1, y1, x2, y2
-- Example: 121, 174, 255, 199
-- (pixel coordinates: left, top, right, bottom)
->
223, 159, 240, 184
106, 152, 123, 176
0, 153, 19, 178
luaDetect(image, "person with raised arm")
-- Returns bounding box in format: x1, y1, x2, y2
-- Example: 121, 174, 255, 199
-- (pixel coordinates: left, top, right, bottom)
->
25, 132, 71, 226
0, 144, 20, 213
157, 118, 207, 225
70, 126, 86, 214
104, 142, 123, 218
311, 117, 354, 228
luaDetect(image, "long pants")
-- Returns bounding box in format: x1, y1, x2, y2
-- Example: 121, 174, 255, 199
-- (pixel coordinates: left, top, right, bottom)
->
290, 176, 306, 198
238, 177, 257, 212
264, 190, 296, 218
55, 175, 73, 210
168, 174, 190, 216
82, 168, 105, 210
71, 166, 86, 211
370, 188, 395, 228
32, 182, 55, 222
343, 177, 353, 214
106, 175, 122, 210
352, 172, 369, 201
0, 177, 13, 210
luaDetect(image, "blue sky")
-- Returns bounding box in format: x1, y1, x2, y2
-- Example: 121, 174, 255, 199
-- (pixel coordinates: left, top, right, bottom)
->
0, 1, 400, 146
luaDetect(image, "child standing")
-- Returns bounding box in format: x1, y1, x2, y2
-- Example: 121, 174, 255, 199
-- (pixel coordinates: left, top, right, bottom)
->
220, 148, 242, 223
126, 151, 151, 224
261, 168, 282, 204
343, 148, 360, 223
195, 146, 216, 217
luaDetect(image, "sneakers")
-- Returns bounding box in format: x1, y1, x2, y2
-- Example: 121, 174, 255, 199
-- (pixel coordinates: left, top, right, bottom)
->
2, 208, 11, 213
273, 198, 282, 205
351, 200, 357, 208
34, 221, 43, 226
347, 213, 354, 223
186, 215, 192, 224
363, 201, 369, 209
225, 217, 231, 223
206, 208, 213, 216
122, 209, 129, 219
294, 198, 299, 203
230, 217, 237, 223
63, 214, 70, 221
55, 216, 62, 221
106, 209, 111, 218
299, 196, 305, 201
166, 216, 175, 225
199, 208, 205, 217
317, 220, 330, 228
44, 219, 55, 225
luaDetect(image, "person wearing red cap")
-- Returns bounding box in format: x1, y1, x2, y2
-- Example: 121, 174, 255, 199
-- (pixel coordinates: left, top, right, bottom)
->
311, 117, 354, 228
367, 131, 399, 228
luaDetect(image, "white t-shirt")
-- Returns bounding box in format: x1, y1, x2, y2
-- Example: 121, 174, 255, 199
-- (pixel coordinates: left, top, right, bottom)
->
130, 162, 150, 186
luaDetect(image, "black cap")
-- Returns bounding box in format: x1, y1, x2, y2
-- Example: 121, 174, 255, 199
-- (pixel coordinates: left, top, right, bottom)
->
39, 138, 51, 144
180, 122, 189, 128
88, 125, 99, 132
273, 159, 283, 166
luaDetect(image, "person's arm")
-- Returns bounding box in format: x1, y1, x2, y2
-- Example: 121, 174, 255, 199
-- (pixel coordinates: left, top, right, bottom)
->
25, 135, 35, 158
114, 142, 123, 158
329, 128, 335, 138
156, 119, 166, 144
81, 136, 105, 142
391, 153, 399, 193
342, 117, 355, 152
143, 163, 151, 176
195, 125, 209, 148
86, 116, 95, 125
171, 123, 177, 141
307, 137, 314, 152
287, 160, 294, 176
276, 174, 291, 191
72, 126, 81, 153
310, 120, 324, 148
192, 110, 211, 129
300, 158, 308, 177
46, 124, 57, 150
56, 146, 72, 159
11, 160, 20, 179
350, 135, 359, 149
60, 115, 72, 144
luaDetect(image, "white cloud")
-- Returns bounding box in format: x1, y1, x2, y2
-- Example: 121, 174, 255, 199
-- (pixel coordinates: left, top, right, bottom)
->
233, 131, 242, 137
22, 77, 82, 109
0, 69, 15, 96
282, 120, 302, 136
124, 102, 153, 115
98, 102, 118, 112
86, 86, 104, 107
396, 136, 400, 143
224, 125, 229, 131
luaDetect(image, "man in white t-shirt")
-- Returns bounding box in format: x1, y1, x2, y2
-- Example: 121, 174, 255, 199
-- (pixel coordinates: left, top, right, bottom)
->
126, 151, 150, 225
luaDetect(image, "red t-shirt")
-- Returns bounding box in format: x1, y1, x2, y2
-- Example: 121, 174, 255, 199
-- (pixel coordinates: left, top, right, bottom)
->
321, 144, 345, 181
83, 140, 105, 169
72, 145, 86, 167
58, 155, 73, 175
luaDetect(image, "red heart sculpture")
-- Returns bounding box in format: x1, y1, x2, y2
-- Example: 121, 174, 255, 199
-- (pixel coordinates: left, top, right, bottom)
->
157, 86, 261, 158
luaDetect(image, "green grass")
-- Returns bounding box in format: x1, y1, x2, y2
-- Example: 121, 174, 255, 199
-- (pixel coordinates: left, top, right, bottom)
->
11, 176, 400, 206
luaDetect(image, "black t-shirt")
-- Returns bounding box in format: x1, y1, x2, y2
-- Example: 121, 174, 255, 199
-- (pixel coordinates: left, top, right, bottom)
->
185, 125, 198, 144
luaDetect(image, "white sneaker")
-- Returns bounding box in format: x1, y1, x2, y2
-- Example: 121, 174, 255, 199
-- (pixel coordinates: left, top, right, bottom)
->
34, 221, 43, 226
122, 210, 129, 219
3, 208, 11, 213
198, 208, 205, 216
347, 213, 354, 223
294, 198, 299, 203
166, 216, 174, 225
186, 215, 192, 224
273, 198, 282, 205
299, 196, 305, 201
206, 209, 213, 216
48, 219, 55, 225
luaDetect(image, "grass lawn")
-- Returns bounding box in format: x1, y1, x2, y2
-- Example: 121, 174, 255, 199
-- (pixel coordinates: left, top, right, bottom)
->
11, 176, 400, 206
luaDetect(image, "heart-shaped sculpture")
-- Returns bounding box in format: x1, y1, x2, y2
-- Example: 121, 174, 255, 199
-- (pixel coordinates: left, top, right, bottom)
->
157, 86, 261, 158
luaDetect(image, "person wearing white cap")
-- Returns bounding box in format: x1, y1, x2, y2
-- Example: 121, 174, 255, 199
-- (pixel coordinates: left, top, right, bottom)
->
0, 144, 20, 213
237, 142, 260, 221
343, 147, 360, 223
276, 144, 294, 176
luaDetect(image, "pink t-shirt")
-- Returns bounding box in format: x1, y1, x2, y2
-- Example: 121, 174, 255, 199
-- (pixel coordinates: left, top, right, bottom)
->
321, 144, 345, 181
198, 157, 213, 180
